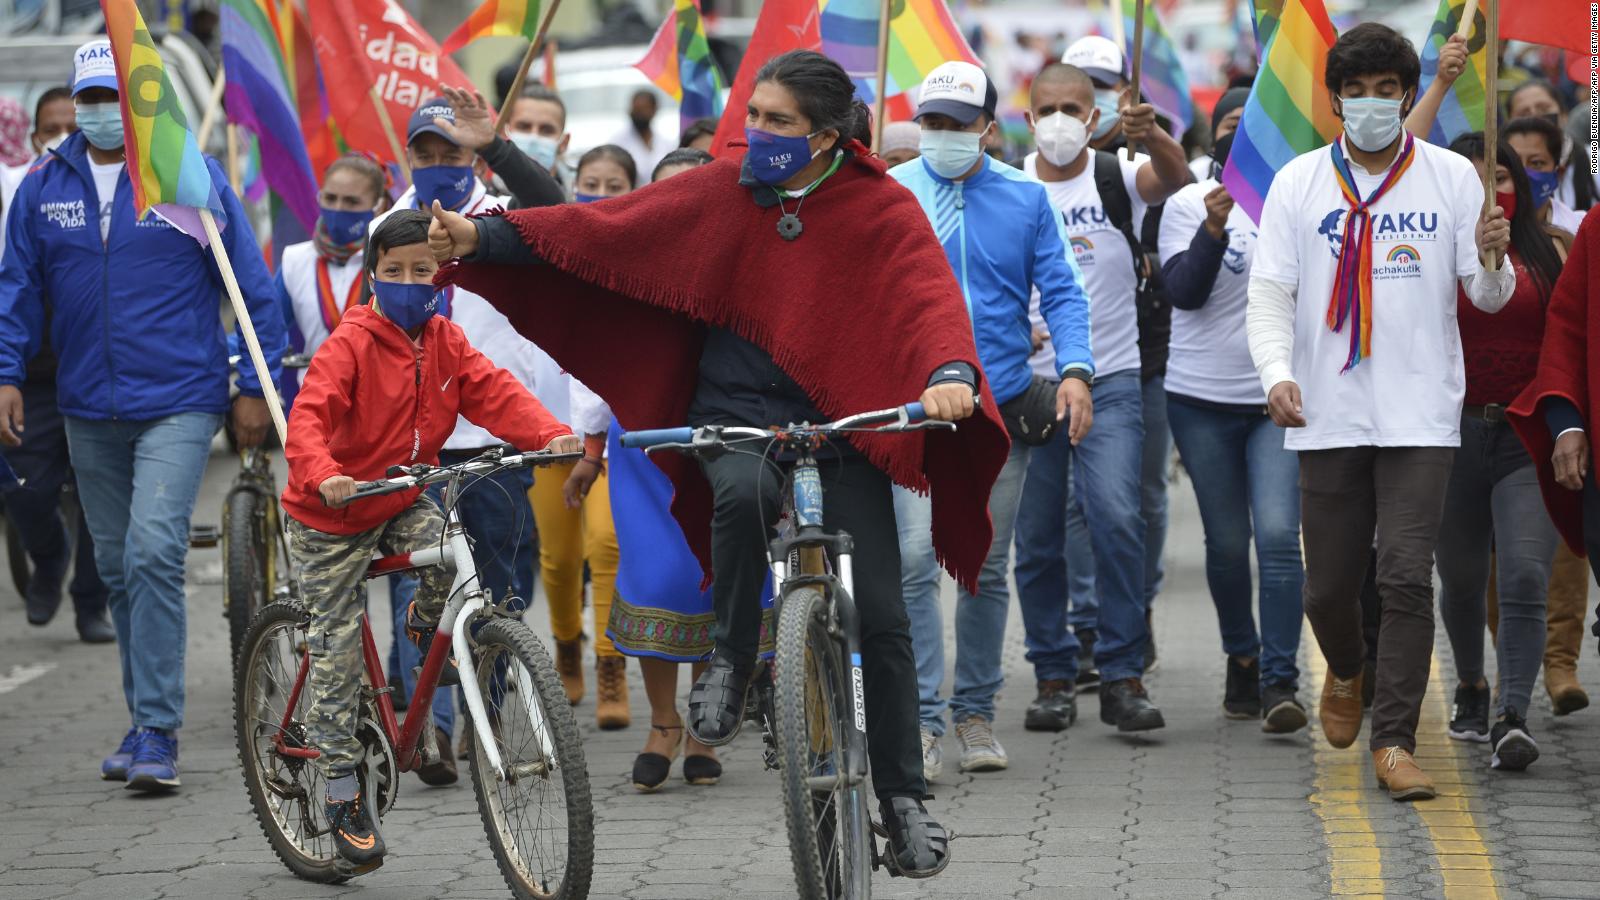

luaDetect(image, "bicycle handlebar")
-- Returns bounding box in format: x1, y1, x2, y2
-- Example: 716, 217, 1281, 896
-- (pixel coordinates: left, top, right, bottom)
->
349, 448, 585, 500
619, 402, 947, 452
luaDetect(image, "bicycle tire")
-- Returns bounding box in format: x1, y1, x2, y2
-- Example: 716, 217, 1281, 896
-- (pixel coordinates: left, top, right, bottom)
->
235, 601, 349, 885
223, 489, 270, 662
467, 618, 594, 900
6, 513, 29, 597
774, 585, 873, 900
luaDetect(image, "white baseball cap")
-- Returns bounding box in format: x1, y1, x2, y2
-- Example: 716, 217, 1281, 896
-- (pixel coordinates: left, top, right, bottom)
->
1064, 35, 1125, 87
914, 61, 997, 126
72, 38, 118, 97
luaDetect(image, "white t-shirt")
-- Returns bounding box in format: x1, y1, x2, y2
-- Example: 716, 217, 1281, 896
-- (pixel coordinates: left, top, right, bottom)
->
1023, 150, 1146, 379
89, 160, 122, 243
1253, 138, 1486, 451
1551, 197, 1585, 237
607, 126, 668, 186
1, 159, 35, 263
1188, 154, 1215, 183
1557, 160, 1599, 211
1159, 178, 1262, 405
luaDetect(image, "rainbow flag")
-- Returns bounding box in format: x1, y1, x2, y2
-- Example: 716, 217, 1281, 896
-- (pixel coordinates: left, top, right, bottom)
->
219, 0, 319, 234
1252, 0, 1284, 48
100, 0, 225, 244
1220, 0, 1340, 223
1416, 0, 1487, 145
441, 0, 542, 54
1120, 0, 1194, 133
818, 0, 980, 114
635, 0, 725, 131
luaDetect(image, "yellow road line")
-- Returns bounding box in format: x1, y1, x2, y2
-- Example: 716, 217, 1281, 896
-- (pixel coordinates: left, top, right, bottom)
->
1411, 651, 1500, 900
1306, 649, 1385, 897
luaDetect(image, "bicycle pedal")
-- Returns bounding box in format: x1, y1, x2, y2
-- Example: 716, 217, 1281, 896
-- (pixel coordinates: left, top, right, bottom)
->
334, 856, 384, 877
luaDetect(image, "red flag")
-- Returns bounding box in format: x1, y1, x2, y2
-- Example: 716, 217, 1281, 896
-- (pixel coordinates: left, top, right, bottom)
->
289, 1, 337, 176
709, 0, 822, 158
306, 0, 470, 170
1500, 0, 1590, 54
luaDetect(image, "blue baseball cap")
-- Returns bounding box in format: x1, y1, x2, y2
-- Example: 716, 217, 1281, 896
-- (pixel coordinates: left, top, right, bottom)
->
407, 96, 458, 146
72, 38, 118, 96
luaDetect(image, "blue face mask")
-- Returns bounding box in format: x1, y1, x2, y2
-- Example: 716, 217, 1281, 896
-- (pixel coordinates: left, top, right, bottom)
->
320, 207, 373, 245
745, 127, 820, 185
510, 132, 560, 171
574, 192, 606, 204
1092, 89, 1121, 140
75, 101, 124, 151
371, 279, 441, 332
412, 164, 475, 211
1526, 168, 1560, 209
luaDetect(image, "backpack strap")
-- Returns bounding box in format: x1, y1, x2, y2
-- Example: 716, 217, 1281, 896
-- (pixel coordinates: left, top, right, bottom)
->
1091, 150, 1150, 290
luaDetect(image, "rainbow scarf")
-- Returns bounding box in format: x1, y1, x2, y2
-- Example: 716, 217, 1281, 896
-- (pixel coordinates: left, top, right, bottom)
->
1326, 134, 1417, 372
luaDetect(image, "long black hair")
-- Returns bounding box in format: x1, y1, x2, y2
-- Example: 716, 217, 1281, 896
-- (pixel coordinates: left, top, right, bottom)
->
754, 50, 870, 152
1448, 132, 1564, 299
576, 144, 639, 190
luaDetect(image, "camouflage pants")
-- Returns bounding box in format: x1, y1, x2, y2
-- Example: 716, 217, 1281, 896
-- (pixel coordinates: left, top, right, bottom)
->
287, 497, 453, 778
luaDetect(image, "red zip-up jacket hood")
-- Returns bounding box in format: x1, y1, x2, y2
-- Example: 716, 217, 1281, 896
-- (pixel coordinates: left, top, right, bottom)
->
282, 304, 572, 535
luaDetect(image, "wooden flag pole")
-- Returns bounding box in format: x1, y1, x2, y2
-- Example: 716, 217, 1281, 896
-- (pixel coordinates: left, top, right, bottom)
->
1127, 0, 1145, 161
225, 123, 243, 197
495, 0, 568, 133
1480, 0, 1498, 268
871, 0, 893, 151
369, 86, 412, 184
198, 208, 288, 446
195, 67, 227, 150
1457, 0, 1480, 37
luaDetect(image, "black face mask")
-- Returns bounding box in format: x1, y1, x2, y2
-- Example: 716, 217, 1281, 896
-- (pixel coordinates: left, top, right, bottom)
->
1210, 132, 1235, 178
630, 112, 653, 133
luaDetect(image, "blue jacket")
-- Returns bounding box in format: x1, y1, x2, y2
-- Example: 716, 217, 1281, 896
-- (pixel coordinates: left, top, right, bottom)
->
0, 131, 285, 421
889, 154, 1093, 405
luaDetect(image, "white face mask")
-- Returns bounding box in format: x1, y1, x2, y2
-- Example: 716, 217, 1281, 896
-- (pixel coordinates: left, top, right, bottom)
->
509, 131, 560, 171
37, 132, 69, 155
1339, 95, 1406, 153
1034, 111, 1091, 167
919, 125, 988, 180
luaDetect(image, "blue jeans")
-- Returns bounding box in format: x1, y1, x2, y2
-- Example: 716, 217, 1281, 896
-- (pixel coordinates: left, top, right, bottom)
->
1014, 371, 1149, 684
1020, 445, 1100, 635
412, 454, 539, 738
65, 412, 222, 731
1141, 376, 1171, 606
897, 441, 1030, 732
1165, 395, 1304, 687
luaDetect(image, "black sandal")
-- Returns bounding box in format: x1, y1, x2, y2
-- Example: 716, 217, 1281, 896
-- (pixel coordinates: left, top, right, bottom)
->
632, 724, 684, 793
880, 796, 951, 878
682, 753, 723, 785
686, 653, 753, 748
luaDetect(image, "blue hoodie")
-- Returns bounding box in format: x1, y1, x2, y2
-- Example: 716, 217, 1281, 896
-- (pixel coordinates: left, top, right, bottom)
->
890, 153, 1093, 405
0, 131, 285, 421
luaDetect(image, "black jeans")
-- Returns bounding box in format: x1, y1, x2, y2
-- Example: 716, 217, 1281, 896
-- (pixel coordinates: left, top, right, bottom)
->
702, 451, 925, 800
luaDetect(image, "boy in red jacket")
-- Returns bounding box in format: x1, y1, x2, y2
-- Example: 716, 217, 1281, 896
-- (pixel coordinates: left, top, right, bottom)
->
281, 209, 577, 870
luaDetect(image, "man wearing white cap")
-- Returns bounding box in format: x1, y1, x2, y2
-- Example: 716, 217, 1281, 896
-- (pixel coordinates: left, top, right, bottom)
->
889, 60, 1095, 778
1064, 35, 1134, 152
0, 39, 286, 793
879, 120, 922, 168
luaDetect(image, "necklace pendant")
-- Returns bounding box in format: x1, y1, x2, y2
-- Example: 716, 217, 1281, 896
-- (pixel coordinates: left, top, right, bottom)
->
777, 213, 803, 241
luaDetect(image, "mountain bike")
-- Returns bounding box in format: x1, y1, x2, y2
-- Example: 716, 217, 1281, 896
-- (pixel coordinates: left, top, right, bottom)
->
234, 445, 594, 899
622, 403, 955, 900
189, 353, 310, 661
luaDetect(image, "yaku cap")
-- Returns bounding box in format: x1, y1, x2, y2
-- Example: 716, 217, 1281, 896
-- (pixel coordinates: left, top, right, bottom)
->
72, 38, 118, 97
407, 97, 459, 146
914, 61, 997, 127
1064, 35, 1126, 88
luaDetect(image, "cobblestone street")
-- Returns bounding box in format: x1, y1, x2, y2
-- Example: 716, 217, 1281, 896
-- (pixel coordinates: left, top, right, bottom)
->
4, 451, 1600, 899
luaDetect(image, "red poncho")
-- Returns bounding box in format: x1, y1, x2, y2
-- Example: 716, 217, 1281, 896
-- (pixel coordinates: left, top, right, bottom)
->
442, 148, 1011, 589
1508, 209, 1600, 552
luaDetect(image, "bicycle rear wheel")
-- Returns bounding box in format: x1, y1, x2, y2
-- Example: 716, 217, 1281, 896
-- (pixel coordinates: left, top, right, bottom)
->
467, 618, 594, 900
235, 601, 346, 884
224, 489, 272, 662
774, 585, 873, 900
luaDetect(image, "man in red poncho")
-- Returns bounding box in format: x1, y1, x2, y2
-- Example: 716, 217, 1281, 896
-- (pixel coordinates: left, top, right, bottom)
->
1509, 208, 1600, 576
428, 50, 1009, 876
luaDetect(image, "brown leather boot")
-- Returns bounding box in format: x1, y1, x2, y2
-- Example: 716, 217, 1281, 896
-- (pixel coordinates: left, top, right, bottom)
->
1319, 668, 1364, 749
555, 639, 584, 705
1547, 667, 1590, 716
595, 656, 631, 730
1373, 746, 1435, 801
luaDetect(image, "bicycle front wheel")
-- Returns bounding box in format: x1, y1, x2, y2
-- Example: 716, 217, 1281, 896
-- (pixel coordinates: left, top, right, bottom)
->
774, 585, 873, 900
224, 489, 271, 661
467, 618, 594, 900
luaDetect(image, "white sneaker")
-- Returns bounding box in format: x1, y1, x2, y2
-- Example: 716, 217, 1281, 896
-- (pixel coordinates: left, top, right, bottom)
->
955, 716, 1009, 772
920, 726, 942, 781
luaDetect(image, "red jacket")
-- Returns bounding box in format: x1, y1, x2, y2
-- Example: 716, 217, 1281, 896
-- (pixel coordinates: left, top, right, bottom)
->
282, 304, 571, 535
1509, 207, 1600, 553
